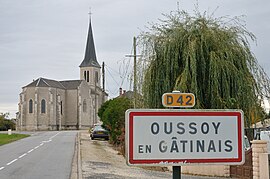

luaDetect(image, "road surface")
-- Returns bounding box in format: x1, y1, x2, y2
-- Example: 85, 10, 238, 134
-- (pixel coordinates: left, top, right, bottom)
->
0, 131, 77, 179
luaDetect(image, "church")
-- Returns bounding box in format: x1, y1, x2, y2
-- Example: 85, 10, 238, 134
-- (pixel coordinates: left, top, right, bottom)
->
17, 19, 107, 131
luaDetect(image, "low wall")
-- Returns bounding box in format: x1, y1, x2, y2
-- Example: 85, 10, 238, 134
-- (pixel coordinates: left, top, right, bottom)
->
251, 140, 268, 179
182, 165, 229, 177
168, 165, 229, 177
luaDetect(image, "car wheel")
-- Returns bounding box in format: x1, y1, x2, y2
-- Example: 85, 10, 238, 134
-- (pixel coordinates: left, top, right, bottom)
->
91, 137, 94, 140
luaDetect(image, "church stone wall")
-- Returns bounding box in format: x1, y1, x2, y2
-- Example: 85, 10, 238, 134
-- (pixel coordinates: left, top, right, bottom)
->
18, 89, 27, 131
65, 89, 78, 129
58, 89, 66, 130
36, 87, 50, 130
46, 88, 66, 130
48, 88, 56, 130
23, 87, 37, 130
79, 81, 93, 129
80, 66, 101, 88
19, 86, 66, 131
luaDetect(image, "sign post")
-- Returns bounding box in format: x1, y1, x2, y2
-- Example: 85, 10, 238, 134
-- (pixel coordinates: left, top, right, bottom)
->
125, 109, 244, 176
164, 91, 196, 178
173, 165, 181, 179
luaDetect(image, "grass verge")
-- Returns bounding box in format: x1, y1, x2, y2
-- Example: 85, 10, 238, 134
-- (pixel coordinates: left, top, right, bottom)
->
0, 133, 30, 146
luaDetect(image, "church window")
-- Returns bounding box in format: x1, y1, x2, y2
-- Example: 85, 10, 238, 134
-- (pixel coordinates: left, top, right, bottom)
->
29, 99, 33, 113
60, 101, 63, 115
95, 71, 98, 83
41, 99, 46, 114
87, 71, 89, 82
83, 100, 87, 112
84, 71, 87, 81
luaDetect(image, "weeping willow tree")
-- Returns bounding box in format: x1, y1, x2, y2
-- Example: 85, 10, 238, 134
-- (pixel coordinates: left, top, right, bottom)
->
139, 10, 270, 127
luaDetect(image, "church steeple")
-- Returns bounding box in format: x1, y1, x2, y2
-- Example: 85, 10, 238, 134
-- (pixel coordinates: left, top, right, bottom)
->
79, 18, 101, 68
80, 16, 101, 88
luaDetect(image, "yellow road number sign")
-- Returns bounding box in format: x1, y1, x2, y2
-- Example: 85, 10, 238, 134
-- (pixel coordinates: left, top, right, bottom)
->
162, 93, 195, 107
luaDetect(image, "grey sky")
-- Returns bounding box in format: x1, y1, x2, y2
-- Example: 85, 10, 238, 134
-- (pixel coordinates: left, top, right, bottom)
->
0, 0, 270, 117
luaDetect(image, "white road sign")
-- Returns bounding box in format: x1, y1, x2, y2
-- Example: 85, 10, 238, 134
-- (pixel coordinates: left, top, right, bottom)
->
125, 109, 244, 166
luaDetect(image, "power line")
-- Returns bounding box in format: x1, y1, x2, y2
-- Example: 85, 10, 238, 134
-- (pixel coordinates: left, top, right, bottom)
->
105, 66, 120, 87
105, 76, 119, 97
105, 64, 120, 75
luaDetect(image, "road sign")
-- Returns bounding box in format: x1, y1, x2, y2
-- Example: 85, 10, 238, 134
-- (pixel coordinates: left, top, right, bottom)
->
162, 93, 195, 107
125, 109, 244, 166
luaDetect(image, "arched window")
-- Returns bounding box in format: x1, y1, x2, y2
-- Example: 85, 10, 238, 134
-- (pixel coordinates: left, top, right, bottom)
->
87, 71, 89, 82
41, 99, 46, 114
29, 99, 33, 113
83, 100, 87, 112
84, 71, 87, 81
60, 101, 63, 115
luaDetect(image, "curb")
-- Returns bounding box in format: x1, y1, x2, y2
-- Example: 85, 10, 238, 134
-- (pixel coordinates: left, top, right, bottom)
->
77, 132, 82, 179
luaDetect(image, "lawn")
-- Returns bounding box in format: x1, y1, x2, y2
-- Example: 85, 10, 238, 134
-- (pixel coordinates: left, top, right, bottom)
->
0, 133, 30, 146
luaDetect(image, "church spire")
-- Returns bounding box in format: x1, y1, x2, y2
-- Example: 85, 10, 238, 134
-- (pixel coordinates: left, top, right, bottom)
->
79, 16, 101, 68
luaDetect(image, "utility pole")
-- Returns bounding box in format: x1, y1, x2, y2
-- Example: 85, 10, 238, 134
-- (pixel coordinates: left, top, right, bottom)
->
102, 62, 105, 104
133, 37, 137, 108
102, 62, 105, 92
125, 36, 142, 108
94, 72, 97, 124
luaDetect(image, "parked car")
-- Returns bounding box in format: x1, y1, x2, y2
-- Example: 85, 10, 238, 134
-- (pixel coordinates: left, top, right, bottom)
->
90, 125, 109, 140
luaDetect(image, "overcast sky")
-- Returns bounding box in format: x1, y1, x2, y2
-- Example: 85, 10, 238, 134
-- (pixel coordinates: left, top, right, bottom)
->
0, 0, 270, 118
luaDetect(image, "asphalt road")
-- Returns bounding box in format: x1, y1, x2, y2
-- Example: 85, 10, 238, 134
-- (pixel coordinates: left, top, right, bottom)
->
0, 131, 77, 179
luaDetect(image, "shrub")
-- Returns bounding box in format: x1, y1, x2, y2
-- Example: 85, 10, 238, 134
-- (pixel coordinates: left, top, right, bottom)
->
0, 113, 15, 131
98, 97, 132, 146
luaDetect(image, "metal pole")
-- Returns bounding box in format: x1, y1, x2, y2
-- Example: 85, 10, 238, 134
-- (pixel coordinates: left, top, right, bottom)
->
173, 166, 181, 179
172, 90, 181, 179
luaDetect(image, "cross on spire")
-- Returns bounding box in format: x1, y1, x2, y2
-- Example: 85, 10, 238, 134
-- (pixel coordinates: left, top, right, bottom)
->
79, 8, 100, 68
88, 7, 92, 20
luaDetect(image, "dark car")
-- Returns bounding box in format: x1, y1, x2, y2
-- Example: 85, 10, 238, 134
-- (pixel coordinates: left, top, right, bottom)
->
90, 125, 109, 140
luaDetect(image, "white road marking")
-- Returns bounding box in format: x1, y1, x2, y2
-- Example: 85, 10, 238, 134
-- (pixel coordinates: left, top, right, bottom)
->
6, 159, 17, 166
49, 132, 61, 140
41, 132, 61, 144
27, 149, 34, 153
41, 139, 52, 143
18, 153, 27, 159
0, 132, 63, 170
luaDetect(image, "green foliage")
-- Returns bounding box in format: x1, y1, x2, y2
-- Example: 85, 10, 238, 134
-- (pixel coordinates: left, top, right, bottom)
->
140, 9, 269, 126
98, 97, 132, 145
0, 113, 15, 131
0, 133, 29, 146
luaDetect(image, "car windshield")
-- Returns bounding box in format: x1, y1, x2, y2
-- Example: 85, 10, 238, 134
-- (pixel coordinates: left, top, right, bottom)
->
94, 125, 105, 131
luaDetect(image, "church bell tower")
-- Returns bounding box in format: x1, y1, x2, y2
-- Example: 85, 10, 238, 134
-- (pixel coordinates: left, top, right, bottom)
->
79, 18, 101, 88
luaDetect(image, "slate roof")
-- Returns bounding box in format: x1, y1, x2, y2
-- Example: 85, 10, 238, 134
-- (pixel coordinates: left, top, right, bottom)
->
79, 19, 101, 68
24, 78, 83, 90
60, 80, 83, 90
25, 78, 66, 89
